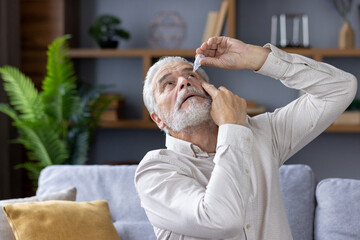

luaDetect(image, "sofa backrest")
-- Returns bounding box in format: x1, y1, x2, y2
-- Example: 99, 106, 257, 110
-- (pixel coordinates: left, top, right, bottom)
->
37, 164, 316, 240
315, 178, 360, 240
37, 165, 155, 240
279, 164, 316, 240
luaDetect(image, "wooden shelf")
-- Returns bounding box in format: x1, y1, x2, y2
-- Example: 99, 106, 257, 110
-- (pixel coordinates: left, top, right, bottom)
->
98, 120, 360, 132
281, 48, 360, 61
325, 124, 360, 133
69, 48, 360, 60
70, 47, 360, 133
99, 119, 157, 129
69, 49, 197, 58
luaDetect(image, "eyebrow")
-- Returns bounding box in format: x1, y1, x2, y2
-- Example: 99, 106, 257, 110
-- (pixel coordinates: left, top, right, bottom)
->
156, 67, 196, 87
157, 72, 172, 87
182, 67, 194, 72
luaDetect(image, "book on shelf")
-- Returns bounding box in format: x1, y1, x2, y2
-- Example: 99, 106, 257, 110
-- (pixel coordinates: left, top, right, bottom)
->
201, 0, 229, 43
213, 0, 229, 36
202, 11, 218, 43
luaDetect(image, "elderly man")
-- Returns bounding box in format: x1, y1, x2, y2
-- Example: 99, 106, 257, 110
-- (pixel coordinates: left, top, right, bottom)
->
135, 37, 357, 240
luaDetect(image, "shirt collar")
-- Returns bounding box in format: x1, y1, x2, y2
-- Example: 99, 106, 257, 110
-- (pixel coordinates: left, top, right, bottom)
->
165, 134, 214, 158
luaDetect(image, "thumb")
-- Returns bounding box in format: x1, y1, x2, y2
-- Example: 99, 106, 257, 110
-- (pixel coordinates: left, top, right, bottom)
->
200, 57, 220, 68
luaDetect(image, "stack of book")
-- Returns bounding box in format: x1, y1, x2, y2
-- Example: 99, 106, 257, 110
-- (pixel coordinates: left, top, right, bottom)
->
201, 0, 230, 43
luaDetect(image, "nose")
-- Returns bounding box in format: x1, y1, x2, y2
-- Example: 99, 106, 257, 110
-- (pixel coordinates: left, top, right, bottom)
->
178, 77, 192, 90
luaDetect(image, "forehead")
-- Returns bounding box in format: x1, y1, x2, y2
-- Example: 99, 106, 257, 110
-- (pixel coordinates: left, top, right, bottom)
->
153, 61, 193, 84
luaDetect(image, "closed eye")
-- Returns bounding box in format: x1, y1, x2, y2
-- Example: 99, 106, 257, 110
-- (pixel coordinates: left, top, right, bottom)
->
188, 74, 196, 79
162, 79, 176, 91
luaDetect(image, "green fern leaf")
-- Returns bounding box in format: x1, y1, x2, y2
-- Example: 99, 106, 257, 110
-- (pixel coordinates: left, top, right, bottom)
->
0, 66, 44, 121
66, 128, 89, 165
42, 35, 78, 123
14, 122, 69, 166
0, 103, 20, 122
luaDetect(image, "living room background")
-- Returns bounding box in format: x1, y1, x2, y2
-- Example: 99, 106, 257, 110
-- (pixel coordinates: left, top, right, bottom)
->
76, 0, 360, 181
1, 0, 360, 200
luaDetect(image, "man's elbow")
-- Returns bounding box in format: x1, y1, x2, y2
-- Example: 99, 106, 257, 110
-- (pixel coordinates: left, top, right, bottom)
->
346, 73, 358, 103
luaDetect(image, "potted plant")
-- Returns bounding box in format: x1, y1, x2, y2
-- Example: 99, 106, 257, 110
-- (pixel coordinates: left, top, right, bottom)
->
0, 35, 117, 187
89, 14, 131, 48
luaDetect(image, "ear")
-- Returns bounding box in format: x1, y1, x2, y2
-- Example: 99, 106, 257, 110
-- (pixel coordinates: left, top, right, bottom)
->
150, 112, 167, 129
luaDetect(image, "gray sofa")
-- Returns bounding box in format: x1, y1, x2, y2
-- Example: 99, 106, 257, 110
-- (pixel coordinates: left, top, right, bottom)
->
36, 164, 360, 240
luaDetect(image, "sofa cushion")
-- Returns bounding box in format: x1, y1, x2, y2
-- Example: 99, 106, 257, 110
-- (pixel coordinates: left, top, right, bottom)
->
0, 187, 76, 240
3, 200, 120, 240
279, 164, 316, 240
315, 178, 360, 240
37, 165, 156, 240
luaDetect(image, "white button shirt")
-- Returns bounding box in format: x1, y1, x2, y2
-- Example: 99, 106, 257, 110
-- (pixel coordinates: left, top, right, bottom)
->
135, 44, 357, 240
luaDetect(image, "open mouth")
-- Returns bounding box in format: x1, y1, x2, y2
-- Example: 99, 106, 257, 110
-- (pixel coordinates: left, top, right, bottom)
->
176, 89, 209, 110
183, 94, 196, 103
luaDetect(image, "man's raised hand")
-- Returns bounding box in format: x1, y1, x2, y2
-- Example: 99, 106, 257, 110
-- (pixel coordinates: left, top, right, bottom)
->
202, 81, 247, 126
196, 36, 271, 71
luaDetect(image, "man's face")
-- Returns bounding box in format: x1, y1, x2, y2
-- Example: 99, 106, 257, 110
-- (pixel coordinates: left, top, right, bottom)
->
151, 61, 212, 132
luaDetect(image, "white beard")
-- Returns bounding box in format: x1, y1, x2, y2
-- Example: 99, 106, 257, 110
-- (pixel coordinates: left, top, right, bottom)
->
159, 87, 213, 133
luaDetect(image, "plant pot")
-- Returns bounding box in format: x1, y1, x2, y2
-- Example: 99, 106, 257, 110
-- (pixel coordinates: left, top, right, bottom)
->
339, 21, 354, 49
98, 40, 119, 49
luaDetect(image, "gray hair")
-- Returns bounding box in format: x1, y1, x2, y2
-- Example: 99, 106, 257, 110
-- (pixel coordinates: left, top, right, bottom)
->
143, 56, 210, 116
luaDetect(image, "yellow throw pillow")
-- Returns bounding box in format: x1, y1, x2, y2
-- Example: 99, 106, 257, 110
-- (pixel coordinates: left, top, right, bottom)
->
2, 200, 120, 240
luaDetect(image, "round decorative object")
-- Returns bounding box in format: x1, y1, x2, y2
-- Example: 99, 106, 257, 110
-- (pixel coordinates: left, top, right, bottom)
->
149, 11, 186, 48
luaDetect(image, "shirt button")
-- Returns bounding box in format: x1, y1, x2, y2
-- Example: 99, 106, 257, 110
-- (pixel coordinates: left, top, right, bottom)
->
274, 59, 280, 64
245, 169, 249, 174
246, 224, 251, 230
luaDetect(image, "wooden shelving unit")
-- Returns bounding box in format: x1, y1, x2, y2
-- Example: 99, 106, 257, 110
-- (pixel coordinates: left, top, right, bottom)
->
69, 47, 360, 132
69, 48, 201, 129
282, 48, 360, 61
326, 124, 360, 133
69, 0, 238, 130
99, 119, 157, 129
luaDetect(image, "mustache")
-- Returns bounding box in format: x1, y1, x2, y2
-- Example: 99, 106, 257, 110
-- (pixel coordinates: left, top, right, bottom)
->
175, 86, 211, 110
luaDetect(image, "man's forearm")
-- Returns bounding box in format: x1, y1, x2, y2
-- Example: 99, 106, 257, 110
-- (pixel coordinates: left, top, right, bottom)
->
244, 44, 271, 71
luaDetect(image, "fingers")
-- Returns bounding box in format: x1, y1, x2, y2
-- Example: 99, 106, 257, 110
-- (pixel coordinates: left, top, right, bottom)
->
200, 57, 218, 67
196, 37, 224, 55
206, 36, 223, 48
218, 86, 229, 92
201, 81, 247, 126
201, 81, 218, 97
202, 82, 232, 97
196, 37, 228, 67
